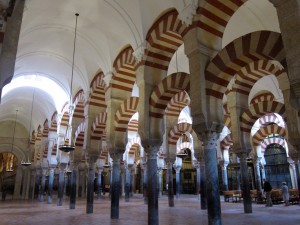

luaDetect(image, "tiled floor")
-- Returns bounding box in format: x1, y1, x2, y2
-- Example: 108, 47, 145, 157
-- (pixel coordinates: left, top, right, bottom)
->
0, 194, 299, 225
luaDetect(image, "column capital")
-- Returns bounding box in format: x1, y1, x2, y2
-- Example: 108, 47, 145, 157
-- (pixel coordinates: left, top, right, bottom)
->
110, 152, 123, 162
202, 131, 219, 149
236, 152, 248, 162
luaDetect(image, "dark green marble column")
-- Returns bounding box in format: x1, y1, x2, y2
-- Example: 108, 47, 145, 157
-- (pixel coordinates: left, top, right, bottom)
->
111, 153, 122, 219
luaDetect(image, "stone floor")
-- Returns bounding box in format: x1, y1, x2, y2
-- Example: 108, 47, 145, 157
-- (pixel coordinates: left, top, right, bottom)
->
0, 194, 299, 225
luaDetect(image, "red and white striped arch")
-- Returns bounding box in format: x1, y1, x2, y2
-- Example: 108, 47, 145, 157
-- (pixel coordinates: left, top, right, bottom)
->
99, 145, 109, 160
150, 72, 190, 118
51, 144, 57, 156
221, 134, 233, 151
73, 90, 85, 119
74, 122, 85, 147
258, 113, 282, 127
127, 137, 141, 156
144, 9, 188, 71
50, 112, 58, 133
250, 92, 275, 105
115, 97, 139, 132
165, 91, 190, 117
111, 46, 137, 93
252, 124, 286, 146
36, 126, 42, 141
206, 31, 286, 99
89, 71, 107, 108
228, 60, 287, 96
240, 101, 286, 133
197, 0, 247, 42
128, 119, 138, 132
177, 142, 193, 154
261, 137, 286, 155
91, 112, 107, 140
59, 102, 70, 128
168, 122, 193, 145
42, 119, 49, 139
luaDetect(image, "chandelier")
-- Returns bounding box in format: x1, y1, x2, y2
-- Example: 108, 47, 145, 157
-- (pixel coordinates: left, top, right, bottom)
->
6, 110, 18, 172
59, 13, 79, 153
21, 89, 36, 166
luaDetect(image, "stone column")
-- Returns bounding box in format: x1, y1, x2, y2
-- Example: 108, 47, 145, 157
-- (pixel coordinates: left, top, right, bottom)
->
220, 161, 229, 191
57, 164, 66, 206
39, 167, 47, 202
47, 167, 55, 204
167, 160, 174, 207
70, 164, 78, 209
238, 152, 252, 213
130, 167, 135, 196
146, 148, 159, 225
97, 168, 102, 199
236, 167, 241, 190
125, 164, 131, 202
174, 166, 181, 199
295, 156, 300, 196
110, 153, 122, 219
142, 162, 148, 204
78, 166, 85, 198
199, 158, 207, 210
157, 168, 163, 198
21, 166, 30, 199
203, 132, 221, 225
34, 168, 41, 200
253, 158, 263, 202
289, 162, 298, 189
195, 162, 200, 199
13, 166, 23, 200
28, 168, 35, 200
260, 164, 266, 181
253, 158, 262, 192
120, 166, 124, 197
86, 160, 95, 214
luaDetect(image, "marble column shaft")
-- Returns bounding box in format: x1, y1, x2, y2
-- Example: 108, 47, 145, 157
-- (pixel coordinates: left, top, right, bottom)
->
253, 159, 262, 192
97, 168, 102, 199
39, 168, 47, 202
157, 169, 162, 198
47, 168, 55, 204
34, 169, 41, 200
147, 150, 159, 225
199, 159, 207, 210
28, 169, 35, 200
143, 165, 148, 204
175, 167, 181, 199
70, 167, 77, 209
203, 133, 221, 225
111, 153, 121, 219
221, 163, 228, 191
86, 162, 95, 214
57, 168, 65, 206
125, 165, 131, 202
13, 166, 23, 200
167, 161, 174, 207
78, 169, 84, 198
239, 153, 252, 214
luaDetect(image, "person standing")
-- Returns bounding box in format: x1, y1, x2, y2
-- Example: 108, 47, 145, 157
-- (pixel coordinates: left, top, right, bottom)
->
281, 182, 289, 206
263, 179, 273, 207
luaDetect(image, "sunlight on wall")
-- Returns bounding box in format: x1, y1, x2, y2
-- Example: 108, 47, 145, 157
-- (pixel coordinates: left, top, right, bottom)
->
2, 75, 68, 112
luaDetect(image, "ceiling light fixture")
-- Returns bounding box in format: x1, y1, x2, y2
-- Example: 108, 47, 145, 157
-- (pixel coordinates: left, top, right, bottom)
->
59, 13, 79, 153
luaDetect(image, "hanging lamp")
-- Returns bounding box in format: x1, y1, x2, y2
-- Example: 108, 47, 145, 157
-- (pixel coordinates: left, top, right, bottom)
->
59, 13, 79, 153
6, 110, 18, 172
21, 89, 36, 166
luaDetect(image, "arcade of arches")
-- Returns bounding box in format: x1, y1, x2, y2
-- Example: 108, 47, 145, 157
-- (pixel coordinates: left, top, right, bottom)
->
0, 0, 300, 225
